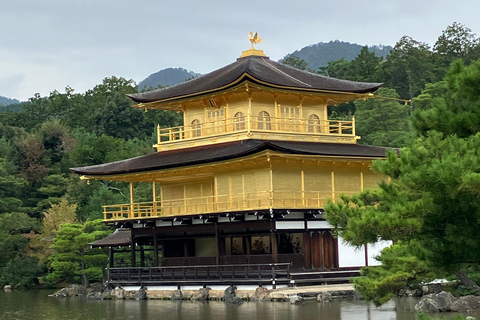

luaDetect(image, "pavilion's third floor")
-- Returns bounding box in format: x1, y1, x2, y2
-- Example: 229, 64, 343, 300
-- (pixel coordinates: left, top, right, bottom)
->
150, 87, 359, 151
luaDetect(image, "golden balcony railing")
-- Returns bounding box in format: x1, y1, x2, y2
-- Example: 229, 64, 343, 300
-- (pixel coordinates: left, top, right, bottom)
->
156, 115, 355, 145
102, 191, 356, 220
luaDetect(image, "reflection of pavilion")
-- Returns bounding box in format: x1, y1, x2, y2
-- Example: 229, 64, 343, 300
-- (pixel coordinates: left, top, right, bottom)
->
74, 39, 390, 288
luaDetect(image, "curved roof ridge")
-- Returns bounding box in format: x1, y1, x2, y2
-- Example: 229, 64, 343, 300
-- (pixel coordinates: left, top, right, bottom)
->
257, 58, 312, 87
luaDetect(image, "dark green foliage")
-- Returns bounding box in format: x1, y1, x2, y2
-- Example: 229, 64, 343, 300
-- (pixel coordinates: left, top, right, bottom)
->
352, 243, 439, 306
47, 220, 110, 286
378, 36, 437, 100
281, 55, 308, 70
326, 58, 480, 305
355, 88, 412, 147
413, 60, 480, 138
1, 256, 43, 289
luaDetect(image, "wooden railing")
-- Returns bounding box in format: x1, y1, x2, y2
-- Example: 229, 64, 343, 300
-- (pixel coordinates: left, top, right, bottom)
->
157, 115, 355, 144
107, 263, 291, 285
102, 191, 356, 220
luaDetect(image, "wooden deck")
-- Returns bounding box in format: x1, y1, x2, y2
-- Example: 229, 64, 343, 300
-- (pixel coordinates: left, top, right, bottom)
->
105, 263, 359, 288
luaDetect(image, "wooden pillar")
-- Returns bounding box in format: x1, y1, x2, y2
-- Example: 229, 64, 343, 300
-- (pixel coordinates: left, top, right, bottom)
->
153, 234, 159, 267
109, 247, 115, 268
140, 246, 145, 267
131, 235, 136, 267
215, 224, 220, 265
303, 232, 311, 270
271, 230, 278, 264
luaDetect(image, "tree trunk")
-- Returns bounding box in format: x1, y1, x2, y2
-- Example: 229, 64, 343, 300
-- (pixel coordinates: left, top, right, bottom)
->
456, 270, 480, 289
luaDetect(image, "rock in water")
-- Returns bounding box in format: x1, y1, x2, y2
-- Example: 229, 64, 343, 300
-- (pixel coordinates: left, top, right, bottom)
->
450, 295, 480, 312
415, 291, 456, 312
134, 287, 147, 300
317, 292, 332, 302
289, 295, 305, 304
224, 286, 244, 304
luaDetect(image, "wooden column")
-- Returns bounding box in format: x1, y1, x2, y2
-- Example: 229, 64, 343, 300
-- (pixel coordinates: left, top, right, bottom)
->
153, 234, 159, 267
271, 230, 278, 264
109, 247, 115, 268
215, 224, 220, 265
131, 235, 136, 267
303, 232, 311, 270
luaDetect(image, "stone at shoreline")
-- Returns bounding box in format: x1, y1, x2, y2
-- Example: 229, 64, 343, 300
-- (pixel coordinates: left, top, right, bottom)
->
415, 291, 457, 312
289, 294, 304, 304
191, 287, 211, 301
250, 286, 271, 302
317, 292, 332, 302
171, 289, 183, 300
224, 286, 244, 304
4, 285, 12, 291
450, 295, 480, 312
133, 287, 147, 300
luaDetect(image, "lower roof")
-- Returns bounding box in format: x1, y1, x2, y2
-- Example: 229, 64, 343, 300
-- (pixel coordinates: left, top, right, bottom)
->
90, 228, 131, 248
70, 140, 391, 177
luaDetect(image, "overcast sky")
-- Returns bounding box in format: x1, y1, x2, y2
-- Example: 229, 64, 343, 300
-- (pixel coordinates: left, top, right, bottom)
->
2, 0, 480, 101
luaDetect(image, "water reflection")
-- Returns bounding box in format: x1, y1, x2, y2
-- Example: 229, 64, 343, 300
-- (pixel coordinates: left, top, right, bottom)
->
0, 290, 437, 320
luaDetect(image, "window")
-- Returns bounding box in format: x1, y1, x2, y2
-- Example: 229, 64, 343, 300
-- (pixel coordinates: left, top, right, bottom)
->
234, 112, 245, 130
257, 111, 271, 130
191, 119, 201, 137
308, 114, 320, 133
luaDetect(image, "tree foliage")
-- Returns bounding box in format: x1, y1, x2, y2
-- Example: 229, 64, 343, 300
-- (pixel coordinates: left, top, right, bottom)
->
47, 220, 110, 287
325, 58, 480, 304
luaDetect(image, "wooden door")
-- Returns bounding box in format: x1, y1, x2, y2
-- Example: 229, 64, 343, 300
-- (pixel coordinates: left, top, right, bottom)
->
311, 231, 337, 270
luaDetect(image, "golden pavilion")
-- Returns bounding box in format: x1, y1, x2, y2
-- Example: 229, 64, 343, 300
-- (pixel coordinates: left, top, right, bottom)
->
72, 38, 390, 288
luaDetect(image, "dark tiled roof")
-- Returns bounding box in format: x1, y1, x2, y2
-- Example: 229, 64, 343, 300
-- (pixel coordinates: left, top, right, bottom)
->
90, 229, 131, 247
71, 140, 391, 176
128, 56, 382, 103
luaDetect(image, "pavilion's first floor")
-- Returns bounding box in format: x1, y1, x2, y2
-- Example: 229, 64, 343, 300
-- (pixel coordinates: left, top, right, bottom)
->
93, 210, 389, 287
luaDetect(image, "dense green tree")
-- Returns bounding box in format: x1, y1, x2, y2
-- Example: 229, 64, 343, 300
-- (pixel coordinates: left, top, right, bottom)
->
378, 36, 436, 100
354, 88, 411, 147
47, 220, 110, 287
0, 256, 43, 289
434, 22, 480, 69
0, 212, 39, 269
318, 58, 351, 79
325, 59, 480, 305
281, 55, 308, 70
412, 59, 480, 138
349, 46, 383, 82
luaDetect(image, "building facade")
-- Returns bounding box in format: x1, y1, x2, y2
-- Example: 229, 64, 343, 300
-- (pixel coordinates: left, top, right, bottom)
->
73, 44, 390, 287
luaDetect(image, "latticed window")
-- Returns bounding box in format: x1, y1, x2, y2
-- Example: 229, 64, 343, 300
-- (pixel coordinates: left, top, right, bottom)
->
234, 112, 245, 130
308, 114, 320, 133
191, 119, 201, 137
257, 111, 271, 130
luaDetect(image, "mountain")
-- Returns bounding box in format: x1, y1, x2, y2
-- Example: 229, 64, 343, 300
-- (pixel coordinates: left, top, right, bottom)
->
0, 96, 20, 106
138, 68, 201, 91
284, 40, 393, 71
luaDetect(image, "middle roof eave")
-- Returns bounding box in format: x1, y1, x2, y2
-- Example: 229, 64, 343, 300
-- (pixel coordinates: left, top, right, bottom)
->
128, 56, 382, 104
70, 139, 392, 177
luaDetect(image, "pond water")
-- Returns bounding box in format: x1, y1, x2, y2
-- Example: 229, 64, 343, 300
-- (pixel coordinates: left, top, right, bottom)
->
0, 289, 477, 320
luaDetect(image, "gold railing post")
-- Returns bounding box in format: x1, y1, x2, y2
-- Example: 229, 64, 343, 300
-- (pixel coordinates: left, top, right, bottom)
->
152, 181, 158, 217
157, 124, 161, 144
352, 116, 356, 136
129, 182, 135, 218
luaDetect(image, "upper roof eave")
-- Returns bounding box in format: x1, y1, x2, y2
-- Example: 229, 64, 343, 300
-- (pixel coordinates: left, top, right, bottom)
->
128, 56, 383, 105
